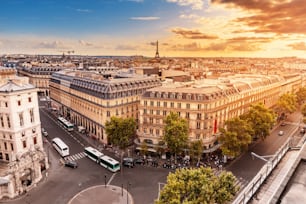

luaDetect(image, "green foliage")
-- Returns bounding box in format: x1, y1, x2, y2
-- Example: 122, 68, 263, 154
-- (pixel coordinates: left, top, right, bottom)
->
296, 87, 306, 104
155, 167, 238, 204
163, 112, 189, 158
241, 103, 276, 140
219, 117, 253, 158
140, 141, 148, 156
189, 140, 203, 164
275, 93, 297, 115
105, 117, 136, 150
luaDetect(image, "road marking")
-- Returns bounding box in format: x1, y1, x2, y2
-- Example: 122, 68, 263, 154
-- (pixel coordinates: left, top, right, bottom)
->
107, 173, 116, 185
64, 152, 86, 162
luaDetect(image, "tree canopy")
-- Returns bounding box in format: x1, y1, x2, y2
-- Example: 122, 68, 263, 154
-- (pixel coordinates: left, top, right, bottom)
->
155, 167, 238, 204
275, 93, 297, 116
163, 112, 189, 159
105, 116, 136, 150
189, 140, 203, 165
241, 103, 276, 140
296, 87, 306, 105
219, 117, 253, 158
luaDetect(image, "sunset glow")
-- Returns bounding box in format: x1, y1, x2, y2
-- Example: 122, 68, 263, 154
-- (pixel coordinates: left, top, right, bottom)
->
0, 0, 305, 58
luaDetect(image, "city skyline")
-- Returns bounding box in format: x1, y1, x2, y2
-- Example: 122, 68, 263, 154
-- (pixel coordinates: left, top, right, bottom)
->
1, 0, 306, 58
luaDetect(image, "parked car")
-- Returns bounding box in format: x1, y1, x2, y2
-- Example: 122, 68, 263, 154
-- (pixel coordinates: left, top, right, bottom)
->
134, 158, 145, 165
123, 157, 134, 168
300, 128, 305, 134
64, 160, 78, 168
278, 131, 284, 136
280, 122, 286, 126
41, 128, 48, 137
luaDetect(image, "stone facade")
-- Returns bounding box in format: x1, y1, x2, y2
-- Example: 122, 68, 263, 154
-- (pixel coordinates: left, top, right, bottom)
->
0, 67, 48, 199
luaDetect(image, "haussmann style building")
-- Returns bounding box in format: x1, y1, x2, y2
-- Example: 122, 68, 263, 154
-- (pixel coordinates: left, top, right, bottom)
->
49, 68, 161, 145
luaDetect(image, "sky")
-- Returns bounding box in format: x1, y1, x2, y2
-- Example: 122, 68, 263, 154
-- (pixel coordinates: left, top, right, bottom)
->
1, 0, 306, 58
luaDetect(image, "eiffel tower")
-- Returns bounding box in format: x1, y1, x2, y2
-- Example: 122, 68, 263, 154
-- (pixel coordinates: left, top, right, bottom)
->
155, 40, 160, 58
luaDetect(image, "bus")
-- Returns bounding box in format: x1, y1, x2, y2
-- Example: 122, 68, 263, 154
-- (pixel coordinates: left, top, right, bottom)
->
84, 146, 120, 172
52, 137, 69, 157
100, 155, 120, 173
84, 146, 104, 163
58, 117, 74, 131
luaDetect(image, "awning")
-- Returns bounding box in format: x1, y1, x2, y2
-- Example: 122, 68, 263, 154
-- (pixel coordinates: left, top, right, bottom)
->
135, 147, 157, 153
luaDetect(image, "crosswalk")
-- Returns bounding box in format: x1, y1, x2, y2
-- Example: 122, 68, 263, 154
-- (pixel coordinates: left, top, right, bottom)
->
64, 152, 86, 162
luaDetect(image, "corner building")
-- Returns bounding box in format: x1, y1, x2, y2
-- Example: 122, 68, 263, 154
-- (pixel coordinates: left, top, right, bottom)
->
0, 67, 48, 199
49, 69, 161, 144
137, 74, 303, 153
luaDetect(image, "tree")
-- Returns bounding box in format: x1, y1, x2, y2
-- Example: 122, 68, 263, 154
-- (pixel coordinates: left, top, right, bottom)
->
105, 116, 136, 165
275, 93, 297, 118
189, 140, 203, 165
140, 141, 148, 156
155, 167, 238, 204
163, 112, 189, 162
296, 87, 306, 105
241, 103, 276, 140
219, 117, 253, 158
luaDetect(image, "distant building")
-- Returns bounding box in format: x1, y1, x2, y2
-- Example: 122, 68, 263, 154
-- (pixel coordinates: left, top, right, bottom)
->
0, 67, 48, 199
49, 69, 161, 144
137, 74, 303, 154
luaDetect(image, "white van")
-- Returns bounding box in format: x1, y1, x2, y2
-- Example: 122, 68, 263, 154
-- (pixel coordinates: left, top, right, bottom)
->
278, 131, 284, 136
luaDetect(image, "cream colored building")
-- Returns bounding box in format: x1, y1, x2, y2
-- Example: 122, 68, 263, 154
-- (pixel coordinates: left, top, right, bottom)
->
0, 67, 48, 199
49, 69, 161, 144
137, 74, 303, 153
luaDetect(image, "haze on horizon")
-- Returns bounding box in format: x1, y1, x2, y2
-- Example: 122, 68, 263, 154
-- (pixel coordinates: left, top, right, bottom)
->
0, 0, 306, 58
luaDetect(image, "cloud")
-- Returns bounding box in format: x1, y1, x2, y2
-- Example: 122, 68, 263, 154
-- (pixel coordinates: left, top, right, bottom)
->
125, 0, 144, 2
75, 8, 92, 13
171, 27, 218, 39
166, 0, 205, 10
35, 41, 68, 49
212, 0, 306, 35
179, 14, 198, 19
130, 16, 160, 20
78, 40, 93, 46
287, 42, 306, 51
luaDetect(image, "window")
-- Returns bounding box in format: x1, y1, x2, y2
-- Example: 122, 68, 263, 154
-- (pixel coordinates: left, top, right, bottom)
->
196, 134, 200, 140
163, 111, 167, 116
156, 110, 160, 115
10, 143, 14, 151
150, 101, 154, 106
107, 111, 110, 117
163, 102, 167, 107
149, 118, 153, 124
0, 153, 2, 160
197, 122, 201, 129
5, 102, 8, 107
144, 101, 147, 106
157, 101, 160, 107
156, 129, 160, 136
19, 113, 24, 126
198, 104, 201, 110
150, 129, 153, 134
178, 103, 181, 108
6, 115, 10, 128
186, 104, 190, 109
23, 140, 27, 148
28, 97, 32, 102
33, 137, 37, 145
186, 112, 190, 119
18, 100, 21, 106
170, 102, 174, 108
0, 115, 3, 127
197, 113, 201, 119
143, 109, 147, 114
4, 142, 7, 150
30, 109, 34, 123
5, 153, 9, 161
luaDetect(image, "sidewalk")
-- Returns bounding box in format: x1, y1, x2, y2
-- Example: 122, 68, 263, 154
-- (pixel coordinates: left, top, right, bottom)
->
68, 185, 133, 204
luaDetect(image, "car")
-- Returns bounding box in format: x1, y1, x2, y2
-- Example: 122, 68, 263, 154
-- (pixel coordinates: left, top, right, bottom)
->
64, 160, 78, 168
122, 157, 134, 168
278, 131, 284, 136
41, 128, 48, 136
134, 158, 145, 165
300, 128, 305, 134
280, 122, 286, 126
